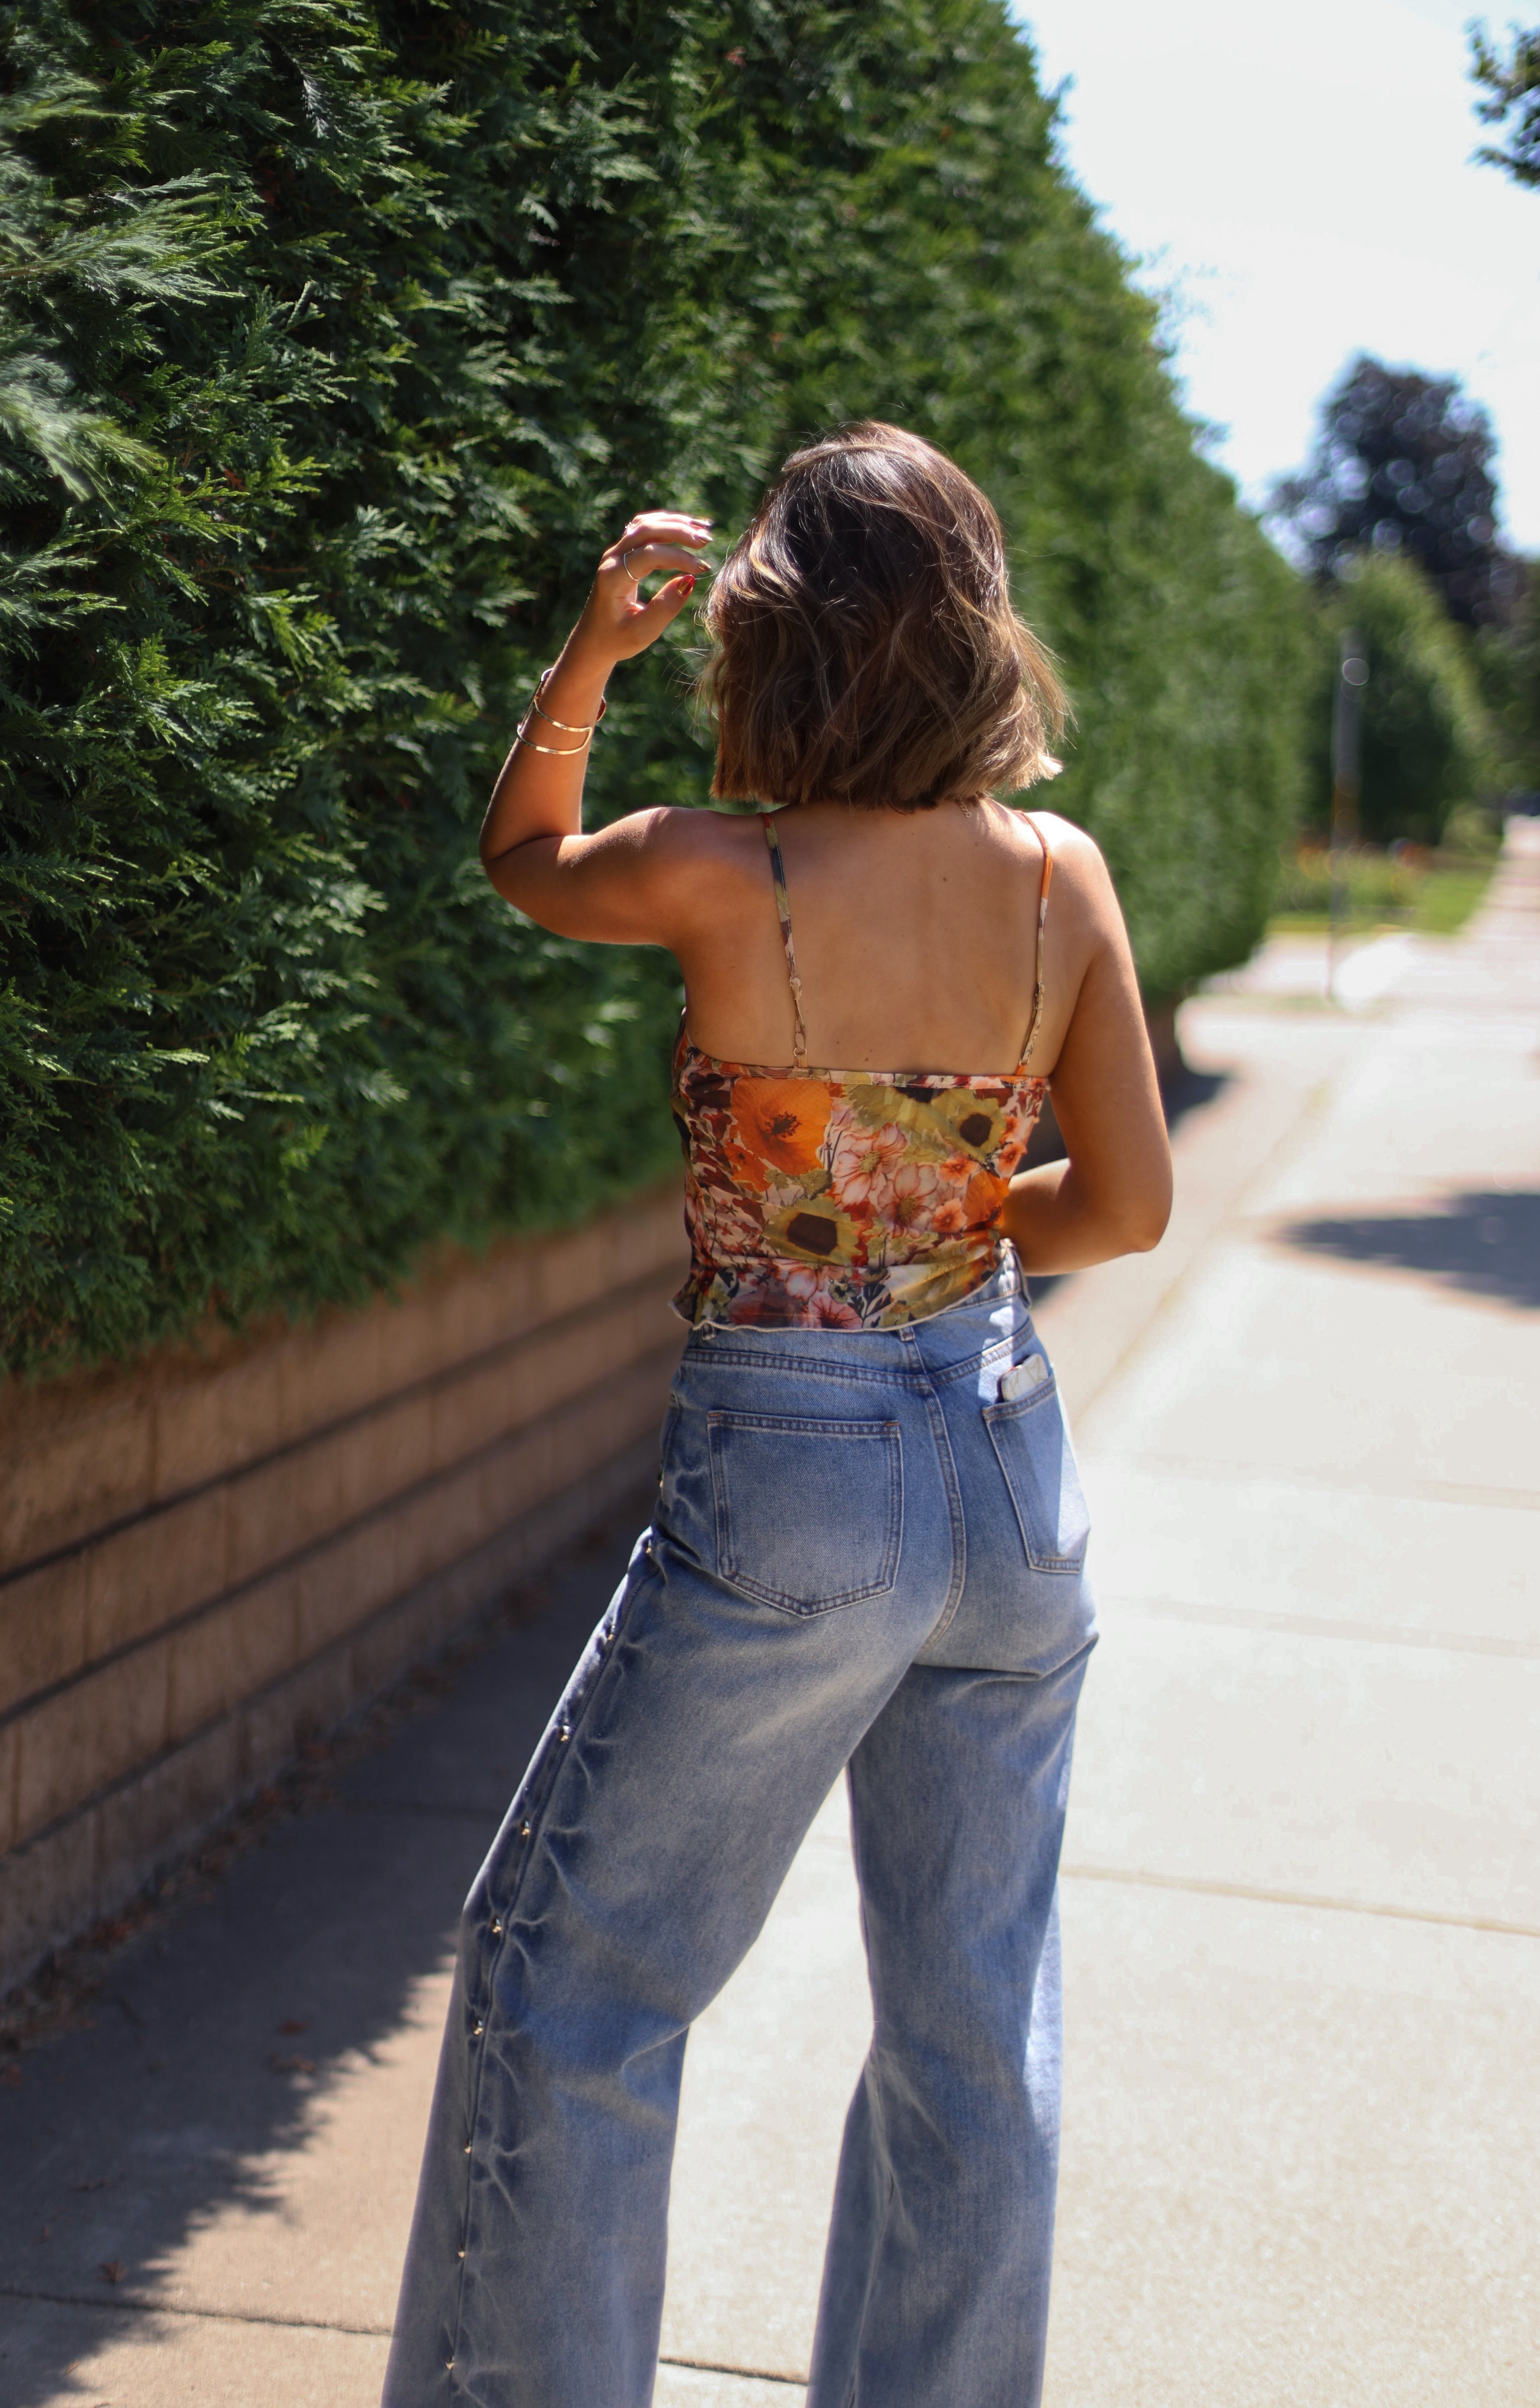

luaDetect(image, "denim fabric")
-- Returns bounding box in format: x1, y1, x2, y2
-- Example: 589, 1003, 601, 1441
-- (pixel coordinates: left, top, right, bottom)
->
383, 1253, 1096, 2408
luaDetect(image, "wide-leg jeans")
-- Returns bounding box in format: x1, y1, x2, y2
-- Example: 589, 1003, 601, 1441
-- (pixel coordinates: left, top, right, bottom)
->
383, 1254, 1096, 2408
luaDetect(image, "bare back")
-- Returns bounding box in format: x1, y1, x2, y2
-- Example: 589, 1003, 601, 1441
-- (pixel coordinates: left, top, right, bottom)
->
671, 797, 1090, 1080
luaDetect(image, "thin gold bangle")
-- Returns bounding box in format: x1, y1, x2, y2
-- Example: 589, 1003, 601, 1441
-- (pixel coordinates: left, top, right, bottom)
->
514, 724, 592, 756
530, 667, 608, 734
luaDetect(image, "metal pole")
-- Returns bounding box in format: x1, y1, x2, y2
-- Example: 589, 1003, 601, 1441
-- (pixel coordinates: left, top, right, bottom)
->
1328, 626, 1367, 1002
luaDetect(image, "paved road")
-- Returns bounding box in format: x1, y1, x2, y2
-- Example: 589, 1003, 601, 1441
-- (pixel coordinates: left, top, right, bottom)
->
4, 830, 1536, 2408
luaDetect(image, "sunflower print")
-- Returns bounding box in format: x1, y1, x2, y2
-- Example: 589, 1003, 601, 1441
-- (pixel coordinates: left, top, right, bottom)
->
671, 1026, 1047, 1332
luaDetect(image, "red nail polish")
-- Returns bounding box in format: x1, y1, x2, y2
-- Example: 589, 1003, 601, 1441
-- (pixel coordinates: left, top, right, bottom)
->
682, 577, 697, 595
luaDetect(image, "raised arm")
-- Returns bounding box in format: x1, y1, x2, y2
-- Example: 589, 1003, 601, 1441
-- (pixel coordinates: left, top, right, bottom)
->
479, 510, 713, 942
999, 837, 1173, 1271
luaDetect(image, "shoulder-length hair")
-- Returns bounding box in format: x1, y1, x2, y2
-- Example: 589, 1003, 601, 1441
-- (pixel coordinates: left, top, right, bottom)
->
699, 422, 1066, 812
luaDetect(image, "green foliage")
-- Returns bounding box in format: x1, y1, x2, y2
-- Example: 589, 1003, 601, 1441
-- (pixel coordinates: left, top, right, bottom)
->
1270, 844, 1495, 933
1304, 556, 1495, 846
1, 0, 1309, 1376
1272, 846, 1421, 923
1474, 565, 1540, 793
1472, 19, 1540, 187
1048, 441, 1309, 1001
1412, 864, 1495, 933
1441, 801, 1502, 856
1272, 356, 1514, 629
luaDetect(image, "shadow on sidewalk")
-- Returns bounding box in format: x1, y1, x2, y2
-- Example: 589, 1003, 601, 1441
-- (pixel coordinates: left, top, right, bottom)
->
1025, 1062, 1232, 1312
0, 1507, 647, 2408
1276, 1189, 1540, 1312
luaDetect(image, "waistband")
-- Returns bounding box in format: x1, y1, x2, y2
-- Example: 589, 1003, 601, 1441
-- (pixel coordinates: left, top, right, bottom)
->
681, 1245, 1033, 1383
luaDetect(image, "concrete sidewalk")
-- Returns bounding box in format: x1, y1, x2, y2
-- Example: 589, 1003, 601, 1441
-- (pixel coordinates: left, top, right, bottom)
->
4, 831, 1537, 2408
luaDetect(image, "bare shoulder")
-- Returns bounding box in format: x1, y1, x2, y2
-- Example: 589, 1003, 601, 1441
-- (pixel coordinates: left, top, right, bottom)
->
640, 802, 765, 868
635, 801, 766, 896
488, 799, 769, 948
1011, 807, 1120, 929
1026, 807, 1106, 877
582, 802, 769, 943
570, 799, 766, 888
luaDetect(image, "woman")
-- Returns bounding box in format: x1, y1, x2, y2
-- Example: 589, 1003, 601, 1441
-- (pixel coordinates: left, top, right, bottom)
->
385, 423, 1171, 2408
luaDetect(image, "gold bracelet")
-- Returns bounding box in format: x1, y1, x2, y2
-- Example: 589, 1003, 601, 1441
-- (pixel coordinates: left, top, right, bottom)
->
530, 666, 608, 734
513, 723, 592, 756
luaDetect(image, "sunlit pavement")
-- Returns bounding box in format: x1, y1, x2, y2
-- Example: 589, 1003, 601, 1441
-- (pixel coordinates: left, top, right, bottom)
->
3, 829, 1536, 2408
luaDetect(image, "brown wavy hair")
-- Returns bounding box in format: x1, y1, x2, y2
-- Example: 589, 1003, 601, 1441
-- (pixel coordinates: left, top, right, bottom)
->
699, 422, 1066, 812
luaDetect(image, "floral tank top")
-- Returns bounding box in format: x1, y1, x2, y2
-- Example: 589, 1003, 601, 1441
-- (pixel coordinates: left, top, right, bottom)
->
671, 812, 1053, 1331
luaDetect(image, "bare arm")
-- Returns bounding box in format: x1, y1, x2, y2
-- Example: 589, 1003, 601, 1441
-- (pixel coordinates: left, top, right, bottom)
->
479, 509, 713, 942
999, 843, 1172, 1271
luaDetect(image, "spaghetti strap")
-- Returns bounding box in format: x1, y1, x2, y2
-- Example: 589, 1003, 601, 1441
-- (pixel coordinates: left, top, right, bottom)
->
759, 812, 809, 1069
1016, 812, 1054, 1071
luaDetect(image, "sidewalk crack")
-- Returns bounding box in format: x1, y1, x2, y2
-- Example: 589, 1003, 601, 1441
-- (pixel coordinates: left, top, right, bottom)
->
1062, 1863, 1540, 1939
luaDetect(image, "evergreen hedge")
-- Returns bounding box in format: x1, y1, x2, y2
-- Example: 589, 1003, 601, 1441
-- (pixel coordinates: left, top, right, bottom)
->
1, 0, 1309, 1376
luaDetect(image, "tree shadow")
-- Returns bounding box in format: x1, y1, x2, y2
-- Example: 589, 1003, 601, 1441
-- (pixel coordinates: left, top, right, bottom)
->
1276, 1190, 1540, 1312
1160, 1063, 1230, 1133
0, 1503, 648, 2408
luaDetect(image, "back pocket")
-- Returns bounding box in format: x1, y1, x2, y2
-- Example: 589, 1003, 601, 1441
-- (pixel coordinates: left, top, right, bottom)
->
984, 1375, 1090, 1573
708, 1412, 902, 1614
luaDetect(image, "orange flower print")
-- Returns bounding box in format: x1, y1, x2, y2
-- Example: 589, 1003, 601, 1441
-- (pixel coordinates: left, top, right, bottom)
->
963, 1168, 1005, 1226
930, 1197, 968, 1237
730, 1079, 826, 1184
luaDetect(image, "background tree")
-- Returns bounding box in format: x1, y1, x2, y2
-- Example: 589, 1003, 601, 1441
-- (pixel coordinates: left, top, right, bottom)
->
1272, 355, 1517, 628
1474, 573, 1540, 796
1306, 556, 1495, 846
1468, 22, 1540, 797
1471, 20, 1540, 186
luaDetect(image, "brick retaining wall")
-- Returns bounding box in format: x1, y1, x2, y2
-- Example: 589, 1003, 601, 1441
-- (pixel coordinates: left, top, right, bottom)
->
0, 1184, 687, 1995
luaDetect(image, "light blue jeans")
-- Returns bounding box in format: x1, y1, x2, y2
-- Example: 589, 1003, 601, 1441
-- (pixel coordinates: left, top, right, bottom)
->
384, 1253, 1096, 2408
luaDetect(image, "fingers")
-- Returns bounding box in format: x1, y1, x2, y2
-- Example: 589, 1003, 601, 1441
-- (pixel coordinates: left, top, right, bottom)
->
643, 573, 700, 628
580, 512, 709, 659
600, 511, 713, 584
620, 510, 712, 542
614, 572, 698, 649
607, 542, 709, 585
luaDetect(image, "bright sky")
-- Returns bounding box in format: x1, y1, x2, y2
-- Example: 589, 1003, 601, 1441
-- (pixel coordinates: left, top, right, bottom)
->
1011, 0, 1540, 551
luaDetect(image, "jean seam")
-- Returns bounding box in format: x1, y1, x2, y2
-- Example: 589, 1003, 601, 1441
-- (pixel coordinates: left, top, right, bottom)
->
841, 1791, 900, 2408
916, 1373, 968, 1653
726, 1580, 901, 1617
841, 2097, 900, 2408
708, 1410, 904, 1435
690, 1348, 935, 1387
683, 1341, 1029, 1392
446, 1566, 643, 2376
